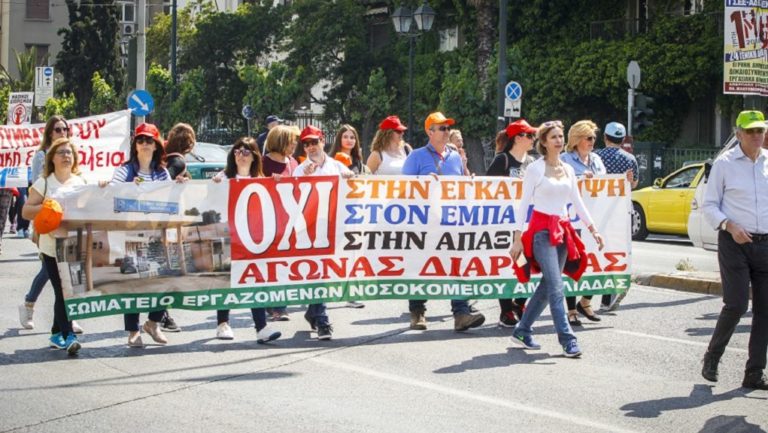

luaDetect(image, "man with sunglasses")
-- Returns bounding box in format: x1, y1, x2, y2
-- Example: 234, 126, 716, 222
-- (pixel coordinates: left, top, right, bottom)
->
293, 125, 352, 340
700, 110, 768, 390
401, 112, 486, 332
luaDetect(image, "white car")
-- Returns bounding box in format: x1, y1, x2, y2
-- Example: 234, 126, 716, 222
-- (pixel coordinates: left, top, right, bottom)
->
687, 135, 738, 251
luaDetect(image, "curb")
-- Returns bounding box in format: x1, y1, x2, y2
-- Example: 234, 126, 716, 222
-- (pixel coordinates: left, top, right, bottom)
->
633, 272, 722, 296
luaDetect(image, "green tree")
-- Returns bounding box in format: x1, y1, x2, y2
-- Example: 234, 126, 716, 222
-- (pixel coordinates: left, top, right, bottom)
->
346, 67, 395, 146
146, 5, 197, 68
89, 71, 120, 115
240, 62, 305, 126
57, 0, 124, 115
43, 94, 78, 120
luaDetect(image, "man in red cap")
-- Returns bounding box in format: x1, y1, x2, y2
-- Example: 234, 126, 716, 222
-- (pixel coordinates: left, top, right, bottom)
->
294, 125, 354, 178
401, 112, 486, 332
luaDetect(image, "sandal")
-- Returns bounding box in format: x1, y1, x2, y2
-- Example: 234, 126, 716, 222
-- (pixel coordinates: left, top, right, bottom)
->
568, 310, 582, 327
577, 301, 602, 322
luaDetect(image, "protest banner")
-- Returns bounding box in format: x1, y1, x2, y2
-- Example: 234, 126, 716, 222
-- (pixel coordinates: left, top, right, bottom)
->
0, 110, 130, 187
52, 175, 631, 319
723, 1, 768, 95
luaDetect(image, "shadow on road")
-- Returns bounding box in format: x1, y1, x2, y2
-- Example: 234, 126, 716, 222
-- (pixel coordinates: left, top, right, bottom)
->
697, 415, 766, 433
433, 348, 555, 374
620, 384, 766, 418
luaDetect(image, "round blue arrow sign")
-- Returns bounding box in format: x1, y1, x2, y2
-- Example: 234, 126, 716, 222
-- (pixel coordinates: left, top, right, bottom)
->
505, 81, 522, 101
127, 90, 154, 117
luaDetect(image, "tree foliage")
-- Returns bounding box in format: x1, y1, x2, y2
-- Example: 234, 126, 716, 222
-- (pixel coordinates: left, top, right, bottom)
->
89, 71, 120, 115
57, 0, 124, 115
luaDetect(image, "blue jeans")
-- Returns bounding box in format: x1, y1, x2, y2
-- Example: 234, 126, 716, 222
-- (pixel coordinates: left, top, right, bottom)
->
408, 299, 470, 315
25, 262, 49, 303
307, 303, 329, 327
514, 230, 577, 347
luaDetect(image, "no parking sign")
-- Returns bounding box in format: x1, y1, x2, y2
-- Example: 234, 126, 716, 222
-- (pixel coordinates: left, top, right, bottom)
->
6, 92, 33, 125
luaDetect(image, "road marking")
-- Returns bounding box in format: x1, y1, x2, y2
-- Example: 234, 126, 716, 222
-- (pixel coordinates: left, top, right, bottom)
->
308, 356, 641, 433
612, 330, 747, 353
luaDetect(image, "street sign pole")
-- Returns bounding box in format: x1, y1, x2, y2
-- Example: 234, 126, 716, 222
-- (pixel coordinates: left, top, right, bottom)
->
627, 88, 635, 135
136, 0, 147, 124
626, 60, 641, 136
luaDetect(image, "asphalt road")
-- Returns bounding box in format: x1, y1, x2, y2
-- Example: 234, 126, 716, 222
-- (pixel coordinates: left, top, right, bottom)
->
0, 235, 764, 433
632, 235, 719, 275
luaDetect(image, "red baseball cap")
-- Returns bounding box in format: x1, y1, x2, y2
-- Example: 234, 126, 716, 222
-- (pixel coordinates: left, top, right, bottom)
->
379, 115, 407, 132
505, 119, 537, 139
135, 123, 163, 145
300, 125, 324, 142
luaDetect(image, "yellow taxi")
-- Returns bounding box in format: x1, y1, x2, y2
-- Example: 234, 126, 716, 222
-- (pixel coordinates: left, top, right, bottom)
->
631, 162, 707, 240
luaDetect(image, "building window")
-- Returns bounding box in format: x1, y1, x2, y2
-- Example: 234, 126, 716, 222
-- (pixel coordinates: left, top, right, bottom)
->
119, 1, 135, 23
439, 26, 459, 52
26, 0, 49, 20
24, 44, 49, 65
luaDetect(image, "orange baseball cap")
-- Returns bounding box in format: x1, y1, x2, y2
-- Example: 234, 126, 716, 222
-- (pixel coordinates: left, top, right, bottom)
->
424, 112, 455, 134
34, 198, 63, 234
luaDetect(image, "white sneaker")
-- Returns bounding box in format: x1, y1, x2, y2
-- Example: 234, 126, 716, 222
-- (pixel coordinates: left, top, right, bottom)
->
18, 303, 34, 329
256, 325, 281, 344
71, 321, 84, 334
607, 290, 628, 312
216, 322, 234, 340
346, 301, 365, 309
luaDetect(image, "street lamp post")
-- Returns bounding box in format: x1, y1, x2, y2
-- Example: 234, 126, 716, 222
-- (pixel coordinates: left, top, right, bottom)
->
392, 2, 435, 144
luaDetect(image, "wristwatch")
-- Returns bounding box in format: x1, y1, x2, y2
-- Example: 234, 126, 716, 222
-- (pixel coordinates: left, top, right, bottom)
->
719, 219, 728, 231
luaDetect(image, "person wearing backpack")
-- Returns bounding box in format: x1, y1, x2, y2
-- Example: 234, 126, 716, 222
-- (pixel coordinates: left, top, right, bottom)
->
486, 119, 538, 328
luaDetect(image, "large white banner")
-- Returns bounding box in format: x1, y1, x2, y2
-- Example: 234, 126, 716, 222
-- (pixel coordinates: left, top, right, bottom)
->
52, 176, 632, 319
0, 110, 131, 187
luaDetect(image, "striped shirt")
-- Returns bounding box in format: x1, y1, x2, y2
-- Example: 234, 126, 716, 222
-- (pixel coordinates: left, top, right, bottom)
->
111, 161, 170, 183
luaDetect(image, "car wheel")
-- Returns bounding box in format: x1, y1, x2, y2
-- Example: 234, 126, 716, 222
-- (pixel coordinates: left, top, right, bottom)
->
632, 202, 649, 241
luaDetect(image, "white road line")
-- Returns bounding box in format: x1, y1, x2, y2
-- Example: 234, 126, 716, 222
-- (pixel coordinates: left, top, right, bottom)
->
307, 356, 641, 433
612, 330, 747, 353
629, 285, 717, 298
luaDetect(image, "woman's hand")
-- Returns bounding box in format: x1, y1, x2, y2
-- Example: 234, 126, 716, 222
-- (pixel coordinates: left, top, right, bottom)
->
98, 180, 110, 188
272, 173, 283, 182
583, 170, 594, 179
509, 238, 523, 262
593, 232, 605, 250
174, 175, 188, 184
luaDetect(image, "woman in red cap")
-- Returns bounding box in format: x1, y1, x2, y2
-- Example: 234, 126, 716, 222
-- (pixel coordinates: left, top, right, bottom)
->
486, 119, 538, 328
366, 115, 411, 175
331, 124, 370, 175
22, 137, 86, 355
109, 123, 173, 348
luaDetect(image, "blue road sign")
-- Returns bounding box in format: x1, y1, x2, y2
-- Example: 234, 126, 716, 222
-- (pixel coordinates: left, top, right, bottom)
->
43, 67, 53, 77
127, 90, 154, 116
505, 81, 522, 101
241, 105, 254, 119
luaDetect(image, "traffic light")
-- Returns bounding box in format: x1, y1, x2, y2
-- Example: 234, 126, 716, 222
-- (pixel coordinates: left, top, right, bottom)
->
633, 92, 654, 134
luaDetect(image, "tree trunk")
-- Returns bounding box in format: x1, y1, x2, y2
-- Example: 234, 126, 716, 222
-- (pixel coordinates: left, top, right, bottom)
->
472, 0, 495, 96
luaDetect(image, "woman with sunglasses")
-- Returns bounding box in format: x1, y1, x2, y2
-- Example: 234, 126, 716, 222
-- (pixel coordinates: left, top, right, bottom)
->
560, 120, 606, 327
330, 124, 370, 175
212, 137, 282, 343
509, 120, 604, 358
18, 116, 83, 335
261, 124, 300, 321
366, 115, 411, 175
486, 119, 538, 328
22, 137, 86, 355
110, 123, 173, 348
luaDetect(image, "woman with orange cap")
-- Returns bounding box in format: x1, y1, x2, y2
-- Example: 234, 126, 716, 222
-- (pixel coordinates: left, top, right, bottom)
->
22, 137, 86, 355
366, 115, 411, 174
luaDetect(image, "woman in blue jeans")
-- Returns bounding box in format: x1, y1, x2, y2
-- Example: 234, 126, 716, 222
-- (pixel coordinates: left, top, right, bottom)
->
509, 120, 604, 357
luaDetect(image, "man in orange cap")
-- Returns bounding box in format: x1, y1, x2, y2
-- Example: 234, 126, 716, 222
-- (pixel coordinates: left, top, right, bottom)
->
401, 111, 486, 332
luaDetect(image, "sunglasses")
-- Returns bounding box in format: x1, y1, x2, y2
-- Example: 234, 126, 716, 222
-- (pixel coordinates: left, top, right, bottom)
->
55, 149, 73, 156
432, 125, 451, 132
135, 136, 155, 145
541, 120, 564, 128
585, 136, 596, 141
54, 126, 69, 134
744, 128, 766, 135
517, 133, 535, 139
303, 139, 320, 147
234, 148, 253, 157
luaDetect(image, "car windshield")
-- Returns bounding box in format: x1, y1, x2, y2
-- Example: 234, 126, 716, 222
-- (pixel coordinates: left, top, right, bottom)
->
186, 142, 228, 163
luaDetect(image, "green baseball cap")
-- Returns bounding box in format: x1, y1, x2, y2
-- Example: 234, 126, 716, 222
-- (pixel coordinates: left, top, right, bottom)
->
736, 110, 766, 129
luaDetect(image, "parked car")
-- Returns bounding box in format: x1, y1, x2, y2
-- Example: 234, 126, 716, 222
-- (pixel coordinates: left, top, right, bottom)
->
631, 162, 708, 240
186, 142, 228, 179
687, 135, 738, 251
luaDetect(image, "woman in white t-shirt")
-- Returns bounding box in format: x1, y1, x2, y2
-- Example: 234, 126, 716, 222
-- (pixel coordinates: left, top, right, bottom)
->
366, 115, 411, 175
22, 137, 86, 355
212, 137, 281, 343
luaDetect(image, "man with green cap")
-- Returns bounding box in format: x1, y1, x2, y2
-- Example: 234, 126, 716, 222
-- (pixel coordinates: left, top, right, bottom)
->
701, 110, 768, 390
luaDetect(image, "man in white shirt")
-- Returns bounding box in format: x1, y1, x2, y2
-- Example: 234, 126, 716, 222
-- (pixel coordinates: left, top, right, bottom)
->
294, 125, 353, 178
701, 110, 768, 390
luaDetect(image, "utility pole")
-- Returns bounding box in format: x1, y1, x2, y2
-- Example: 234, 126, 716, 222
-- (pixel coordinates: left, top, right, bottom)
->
136, 0, 147, 123
171, 0, 178, 102
497, 0, 508, 131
